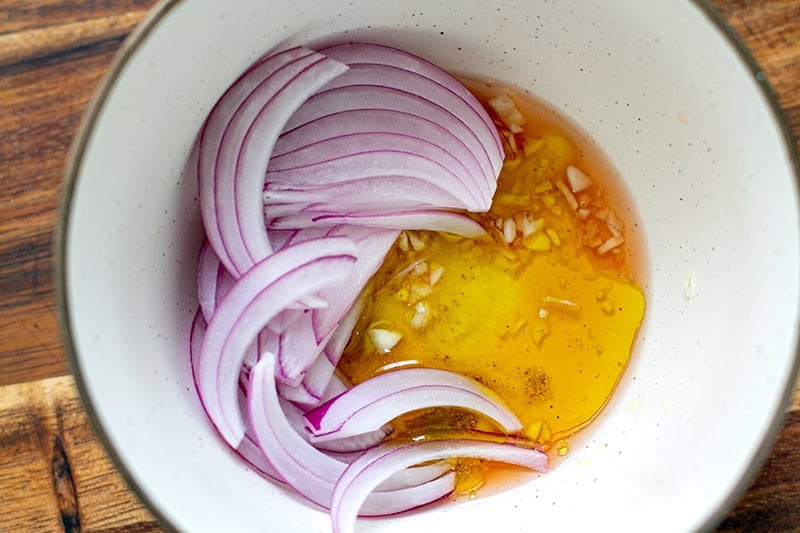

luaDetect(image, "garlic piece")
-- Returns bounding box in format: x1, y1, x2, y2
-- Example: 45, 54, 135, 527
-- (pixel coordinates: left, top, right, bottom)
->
368, 328, 402, 353
566, 165, 594, 193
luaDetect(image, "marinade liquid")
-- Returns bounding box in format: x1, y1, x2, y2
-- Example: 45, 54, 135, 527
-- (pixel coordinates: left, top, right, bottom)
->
337, 80, 647, 494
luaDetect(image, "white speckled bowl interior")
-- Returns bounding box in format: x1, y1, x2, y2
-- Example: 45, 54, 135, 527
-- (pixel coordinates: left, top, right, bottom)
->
59, 0, 800, 531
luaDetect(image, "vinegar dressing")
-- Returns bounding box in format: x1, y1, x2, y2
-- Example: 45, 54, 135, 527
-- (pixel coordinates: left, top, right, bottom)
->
337, 82, 646, 493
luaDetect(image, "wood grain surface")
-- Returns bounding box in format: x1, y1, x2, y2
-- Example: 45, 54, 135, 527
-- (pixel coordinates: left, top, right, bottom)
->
0, 1, 798, 531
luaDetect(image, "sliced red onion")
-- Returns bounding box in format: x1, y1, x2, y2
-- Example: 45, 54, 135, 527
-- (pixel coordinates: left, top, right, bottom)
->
313, 63, 496, 196
268, 228, 300, 250
310, 427, 391, 454
197, 46, 308, 275
305, 368, 522, 442
199, 275, 389, 474
273, 225, 333, 248
331, 436, 549, 533
265, 226, 397, 384
373, 461, 451, 493
264, 174, 467, 213
198, 46, 348, 277
262, 308, 304, 335
196, 240, 220, 321
196, 237, 357, 446
278, 393, 391, 455
268, 140, 482, 206
319, 42, 502, 164
232, 57, 347, 266
318, 371, 350, 402
293, 295, 365, 404
277, 347, 347, 407
276, 264, 370, 406
248, 353, 458, 515
274, 312, 325, 386
311, 225, 398, 343
271, 109, 487, 192
257, 308, 331, 392
278, 84, 495, 207
283, 42, 502, 198
268, 209, 487, 238
236, 431, 284, 482
320, 292, 364, 366
191, 308, 284, 483
277, 377, 323, 407
189, 308, 207, 409
276, 330, 352, 407
197, 239, 239, 324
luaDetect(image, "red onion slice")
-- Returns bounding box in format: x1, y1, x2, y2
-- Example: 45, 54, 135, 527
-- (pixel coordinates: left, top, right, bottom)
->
196, 239, 220, 321
276, 298, 361, 407
304, 368, 523, 441
189, 308, 207, 408
265, 174, 466, 212
248, 353, 458, 515
197, 239, 239, 323
311, 226, 399, 343
236, 431, 284, 482
198, 46, 348, 277
280, 84, 496, 206
268, 139, 482, 206
262, 308, 304, 335
192, 309, 285, 483
233, 57, 347, 266
331, 436, 549, 532
277, 378, 322, 407
284, 42, 503, 197
279, 392, 392, 456
196, 237, 357, 446
192, 309, 263, 405
284, 295, 365, 405
319, 42, 503, 164
268, 209, 487, 238
310, 428, 390, 454
315, 63, 496, 195
320, 292, 364, 366
265, 226, 397, 384
198, 46, 310, 275
274, 312, 325, 386
272, 109, 487, 191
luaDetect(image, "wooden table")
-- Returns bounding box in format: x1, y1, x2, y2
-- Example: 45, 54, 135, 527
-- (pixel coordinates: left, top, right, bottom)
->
1, 1, 798, 531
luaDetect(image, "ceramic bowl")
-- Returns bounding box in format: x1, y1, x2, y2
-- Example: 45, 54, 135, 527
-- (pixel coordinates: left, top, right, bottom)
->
57, 0, 800, 531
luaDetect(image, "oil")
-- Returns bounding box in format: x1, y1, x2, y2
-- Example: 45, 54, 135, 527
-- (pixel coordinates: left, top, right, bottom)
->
336, 82, 646, 489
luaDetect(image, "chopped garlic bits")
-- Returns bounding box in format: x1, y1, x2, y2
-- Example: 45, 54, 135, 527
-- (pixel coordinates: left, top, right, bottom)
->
566, 165, 594, 193
488, 93, 526, 133
367, 328, 402, 353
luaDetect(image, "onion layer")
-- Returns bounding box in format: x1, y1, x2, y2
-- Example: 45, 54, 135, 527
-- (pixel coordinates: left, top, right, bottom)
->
248, 353, 458, 515
198, 47, 348, 277
196, 237, 357, 446
331, 435, 548, 533
304, 368, 523, 441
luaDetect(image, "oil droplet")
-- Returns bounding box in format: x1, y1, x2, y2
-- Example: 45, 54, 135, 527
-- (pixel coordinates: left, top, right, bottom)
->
556, 439, 570, 456
454, 460, 485, 495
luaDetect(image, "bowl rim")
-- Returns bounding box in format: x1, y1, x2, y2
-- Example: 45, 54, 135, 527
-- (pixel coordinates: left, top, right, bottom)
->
53, 0, 800, 531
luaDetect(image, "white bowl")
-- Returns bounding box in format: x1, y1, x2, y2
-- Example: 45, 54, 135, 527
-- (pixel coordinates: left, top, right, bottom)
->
57, 0, 800, 531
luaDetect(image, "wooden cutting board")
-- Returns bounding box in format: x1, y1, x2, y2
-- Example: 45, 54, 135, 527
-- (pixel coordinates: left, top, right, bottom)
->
1, 1, 798, 530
